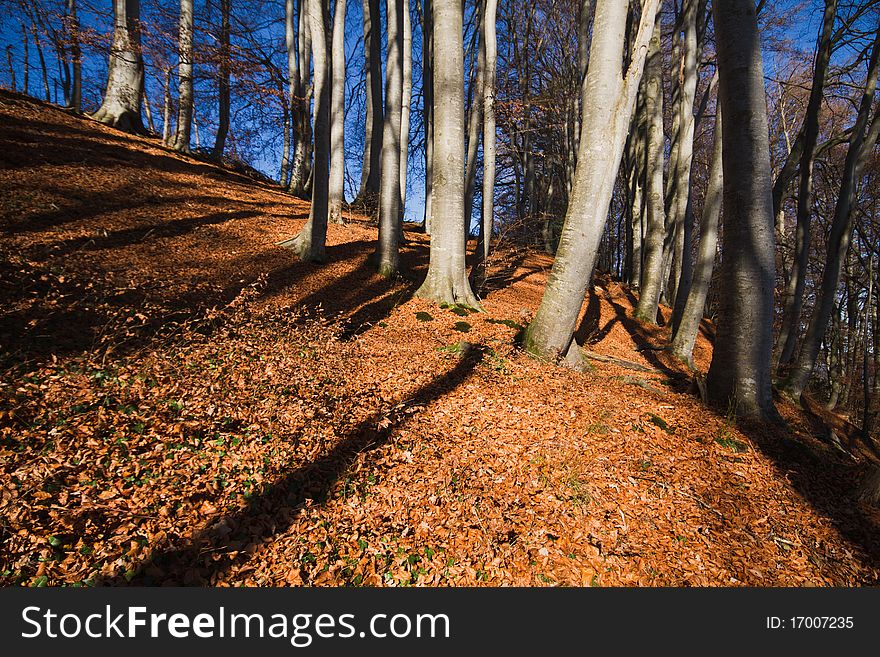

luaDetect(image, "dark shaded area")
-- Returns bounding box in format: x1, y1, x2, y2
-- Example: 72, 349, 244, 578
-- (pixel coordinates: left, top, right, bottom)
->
99, 347, 484, 585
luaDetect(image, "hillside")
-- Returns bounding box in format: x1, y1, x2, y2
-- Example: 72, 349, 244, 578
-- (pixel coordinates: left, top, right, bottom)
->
1, 90, 879, 586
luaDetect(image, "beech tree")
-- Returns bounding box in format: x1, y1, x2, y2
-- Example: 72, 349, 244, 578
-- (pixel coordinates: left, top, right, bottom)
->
706, 0, 778, 420
328, 0, 347, 224
375, 0, 404, 277
523, 0, 661, 366
92, 0, 144, 132
280, 0, 331, 261
415, 0, 480, 307
171, 0, 194, 151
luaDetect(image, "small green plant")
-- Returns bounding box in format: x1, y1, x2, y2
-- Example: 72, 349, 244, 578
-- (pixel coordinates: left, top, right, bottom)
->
453, 321, 472, 332
646, 412, 674, 434
415, 311, 433, 322
486, 318, 524, 330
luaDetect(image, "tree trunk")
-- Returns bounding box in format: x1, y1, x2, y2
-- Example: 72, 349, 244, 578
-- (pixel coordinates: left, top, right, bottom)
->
775, 0, 838, 372
281, 0, 331, 262
399, 0, 412, 225
328, 0, 347, 224
162, 67, 172, 143
290, 0, 314, 198
781, 26, 880, 399
375, 0, 404, 277
669, 0, 699, 333
463, 0, 486, 242
92, 0, 144, 133
523, 0, 661, 366
415, 0, 481, 307
22, 23, 29, 96
213, 0, 231, 158
67, 0, 82, 111
173, 0, 194, 152
635, 14, 665, 325
670, 107, 722, 364
473, 0, 497, 282
421, 0, 434, 234
706, 0, 779, 421
356, 0, 384, 209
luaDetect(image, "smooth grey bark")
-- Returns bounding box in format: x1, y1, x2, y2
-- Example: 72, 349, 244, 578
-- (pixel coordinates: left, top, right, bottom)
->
213, 0, 231, 158
671, 108, 723, 364
290, 0, 313, 198
865, 255, 875, 437
280, 0, 331, 262
356, 0, 384, 208
415, 0, 481, 307
626, 88, 646, 289
172, 0, 194, 152
775, 0, 838, 371
463, 0, 486, 241
523, 0, 661, 366
283, 0, 299, 185
68, 0, 82, 111
473, 0, 497, 279
92, 0, 144, 132
421, 0, 434, 234
781, 26, 880, 399
328, 0, 347, 224
635, 14, 665, 324
669, 0, 699, 332
706, 0, 778, 421
399, 0, 412, 223
375, 0, 404, 277
161, 66, 172, 142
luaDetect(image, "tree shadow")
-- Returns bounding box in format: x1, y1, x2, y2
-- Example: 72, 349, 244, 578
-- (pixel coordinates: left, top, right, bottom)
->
97, 347, 485, 585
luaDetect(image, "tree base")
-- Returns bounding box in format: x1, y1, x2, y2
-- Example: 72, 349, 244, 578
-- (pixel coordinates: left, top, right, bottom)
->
415, 274, 483, 311
277, 232, 325, 263
91, 105, 144, 134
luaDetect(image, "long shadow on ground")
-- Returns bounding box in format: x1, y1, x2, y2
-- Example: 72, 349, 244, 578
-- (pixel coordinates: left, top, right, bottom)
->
98, 346, 485, 585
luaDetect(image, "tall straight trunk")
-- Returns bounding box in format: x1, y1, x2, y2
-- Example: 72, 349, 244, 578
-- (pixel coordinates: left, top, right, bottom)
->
473, 0, 497, 278
173, 0, 195, 152
328, 0, 347, 224
162, 67, 172, 142
66, 0, 82, 111
31, 23, 50, 102
142, 83, 155, 131
862, 256, 873, 436
635, 14, 665, 324
626, 87, 646, 289
415, 0, 481, 307
782, 27, 880, 399
775, 0, 838, 372
22, 23, 29, 96
375, 0, 404, 277
707, 0, 778, 421
356, 0, 384, 208
524, 0, 661, 366
6, 45, 17, 92
93, 0, 144, 132
213, 0, 231, 158
280, 98, 292, 184
399, 0, 412, 224
281, 0, 331, 262
669, 0, 699, 332
463, 0, 486, 241
283, 0, 299, 185
421, 0, 434, 233
290, 0, 313, 198
671, 107, 723, 364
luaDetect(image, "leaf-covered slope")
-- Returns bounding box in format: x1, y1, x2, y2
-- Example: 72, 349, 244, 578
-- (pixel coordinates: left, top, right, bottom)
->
1, 90, 879, 586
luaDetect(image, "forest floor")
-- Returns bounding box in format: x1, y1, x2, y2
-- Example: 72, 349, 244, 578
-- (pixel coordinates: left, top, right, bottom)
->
2, 89, 880, 586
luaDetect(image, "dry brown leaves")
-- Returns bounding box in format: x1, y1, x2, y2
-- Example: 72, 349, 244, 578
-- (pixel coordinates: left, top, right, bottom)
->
2, 90, 880, 588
